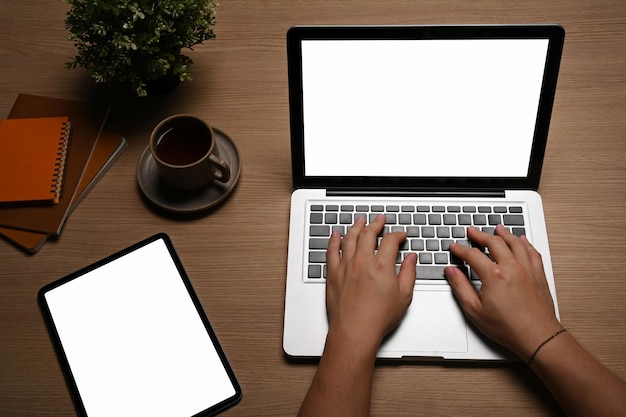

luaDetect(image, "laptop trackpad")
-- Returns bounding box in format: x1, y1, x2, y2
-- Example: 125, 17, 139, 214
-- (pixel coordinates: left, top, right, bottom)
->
379, 290, 468, 355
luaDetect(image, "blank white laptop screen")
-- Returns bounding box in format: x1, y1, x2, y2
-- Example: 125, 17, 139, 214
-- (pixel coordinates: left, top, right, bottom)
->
40, 235, 241, 417
301, 39, 549, 178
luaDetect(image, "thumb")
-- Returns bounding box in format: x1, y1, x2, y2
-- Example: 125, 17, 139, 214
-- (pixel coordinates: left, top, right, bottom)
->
445, 266, 480, 315
398, 252, 417, 296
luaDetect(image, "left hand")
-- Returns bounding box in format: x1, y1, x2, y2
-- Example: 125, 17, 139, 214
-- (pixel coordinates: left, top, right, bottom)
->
325, 214, 417, 347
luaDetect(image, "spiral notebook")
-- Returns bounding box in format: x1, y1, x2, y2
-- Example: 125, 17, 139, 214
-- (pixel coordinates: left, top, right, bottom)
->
0, 116, 71, 205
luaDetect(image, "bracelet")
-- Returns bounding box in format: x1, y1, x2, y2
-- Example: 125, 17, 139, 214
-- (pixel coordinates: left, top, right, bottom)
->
527, 328, 567, 365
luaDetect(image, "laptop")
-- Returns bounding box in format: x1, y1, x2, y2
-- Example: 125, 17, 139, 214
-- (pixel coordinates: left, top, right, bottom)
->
283, 24, 565, 360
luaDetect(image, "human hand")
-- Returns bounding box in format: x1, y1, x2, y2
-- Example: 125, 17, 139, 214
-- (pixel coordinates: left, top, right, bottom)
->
444, 224, 562, 361
325, 214, 417, 348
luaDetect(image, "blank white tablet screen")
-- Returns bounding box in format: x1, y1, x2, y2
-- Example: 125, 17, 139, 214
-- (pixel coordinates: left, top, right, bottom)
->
44, 239, 236, 417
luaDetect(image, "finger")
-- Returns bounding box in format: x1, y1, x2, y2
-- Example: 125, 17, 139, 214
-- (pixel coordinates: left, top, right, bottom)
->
356, 214, 386, 254
467, 227, 515, 263
449, 241, 494, 281
494, 224, 531, 266
398, 253, 417, 296
341, 216, 366, 259
445, 265, 481, 316
520, 235, 547, 279
376, 230, 408, 264
326, 231, 342, 273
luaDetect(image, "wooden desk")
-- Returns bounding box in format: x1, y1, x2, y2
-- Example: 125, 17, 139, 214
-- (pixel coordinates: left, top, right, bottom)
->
1, 1, 624, 416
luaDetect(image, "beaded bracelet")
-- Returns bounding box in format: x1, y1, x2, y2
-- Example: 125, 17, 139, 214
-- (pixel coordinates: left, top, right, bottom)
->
527, 328, 567, 365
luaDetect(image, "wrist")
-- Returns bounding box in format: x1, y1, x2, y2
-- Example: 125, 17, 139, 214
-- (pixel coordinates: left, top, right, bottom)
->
527, 328, 567, 365
325, 324, 381, 360
512, 322, 565, 363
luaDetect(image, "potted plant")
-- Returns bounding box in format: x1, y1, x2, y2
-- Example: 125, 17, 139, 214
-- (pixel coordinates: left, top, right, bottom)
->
64, 0, 218, 96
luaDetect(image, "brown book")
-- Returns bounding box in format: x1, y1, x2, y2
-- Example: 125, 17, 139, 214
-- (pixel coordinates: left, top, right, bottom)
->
0, 94, 109, 234
0, 129, 127, 253
0, 116, 70, 205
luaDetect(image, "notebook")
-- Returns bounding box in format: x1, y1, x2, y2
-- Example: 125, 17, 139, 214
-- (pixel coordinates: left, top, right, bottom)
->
0, 116, 70, 205
0, 94, 109, 235
0, 129, 127, 253
39, 234, 242, 417
283, 24, 565, 360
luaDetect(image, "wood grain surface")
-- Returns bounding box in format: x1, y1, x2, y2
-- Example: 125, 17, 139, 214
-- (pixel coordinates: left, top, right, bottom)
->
1, 1, 624, 416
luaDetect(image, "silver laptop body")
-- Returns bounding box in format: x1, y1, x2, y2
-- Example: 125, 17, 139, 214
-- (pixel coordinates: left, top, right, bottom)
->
283, 25, 565, 360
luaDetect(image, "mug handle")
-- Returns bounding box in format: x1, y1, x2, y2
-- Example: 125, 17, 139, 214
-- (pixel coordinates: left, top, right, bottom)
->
209, 154, 231, 183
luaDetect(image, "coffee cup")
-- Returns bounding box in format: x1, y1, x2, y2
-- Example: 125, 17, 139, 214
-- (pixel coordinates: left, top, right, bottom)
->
149, 115, 230, 189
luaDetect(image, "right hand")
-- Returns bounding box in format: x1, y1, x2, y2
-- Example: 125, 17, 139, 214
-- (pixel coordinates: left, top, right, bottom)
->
444, 225, 563, 361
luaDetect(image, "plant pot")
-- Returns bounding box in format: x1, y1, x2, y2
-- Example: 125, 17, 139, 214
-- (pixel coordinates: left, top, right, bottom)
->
144, 72, 181, 95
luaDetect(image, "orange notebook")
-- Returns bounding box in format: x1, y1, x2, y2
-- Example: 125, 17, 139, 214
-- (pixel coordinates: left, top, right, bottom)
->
0, 129, 127, 253
0, 94, 109, 235
0, 116, 71, 205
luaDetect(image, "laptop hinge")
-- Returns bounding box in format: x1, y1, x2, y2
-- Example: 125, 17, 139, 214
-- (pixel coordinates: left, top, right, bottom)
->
326, 189, 506, 198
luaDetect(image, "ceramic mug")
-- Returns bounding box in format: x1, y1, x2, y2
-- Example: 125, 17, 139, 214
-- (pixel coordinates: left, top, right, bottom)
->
149, 115, 230, 189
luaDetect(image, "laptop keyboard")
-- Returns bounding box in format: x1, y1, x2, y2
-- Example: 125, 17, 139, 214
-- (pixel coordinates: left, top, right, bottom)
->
306, 202, 527, 283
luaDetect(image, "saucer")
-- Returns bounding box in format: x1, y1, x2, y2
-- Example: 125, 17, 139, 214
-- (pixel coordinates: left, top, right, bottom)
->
137, 127, 241, 214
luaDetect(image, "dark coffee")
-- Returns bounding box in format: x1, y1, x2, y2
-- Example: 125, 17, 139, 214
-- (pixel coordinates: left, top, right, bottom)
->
154, 119, 212, 166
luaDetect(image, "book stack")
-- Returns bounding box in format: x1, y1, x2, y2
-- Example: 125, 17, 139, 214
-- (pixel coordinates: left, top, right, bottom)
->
0, 94, 127, 253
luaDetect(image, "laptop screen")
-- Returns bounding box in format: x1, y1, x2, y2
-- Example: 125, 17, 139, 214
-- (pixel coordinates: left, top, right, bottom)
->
288, 26, 564, 191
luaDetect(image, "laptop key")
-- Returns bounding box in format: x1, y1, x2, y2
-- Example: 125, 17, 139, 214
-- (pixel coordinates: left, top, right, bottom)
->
310, 213, 323, 224
332, 226, 345, 236
415, 266, 452, 280
309, 251, 326, 263
310, 225, 330, 236
473, 214, 487, 225
503, 215, 525, 226
421, 226, 435, 238
458, 214, 472, 225
309, 238, 329, 249
428, 214, 442, 225
308, 265, 322, 278
399, 214, 412, 224
413, 214, 427, 225
452, 227, 466, 238
488, 214, 502, 225
443, 214, 457, 225
512, 227, 526, 236
340, 213, 352, 224
406, 226, 420, 237
434, 253, 449, 264
325, 213, 338, 224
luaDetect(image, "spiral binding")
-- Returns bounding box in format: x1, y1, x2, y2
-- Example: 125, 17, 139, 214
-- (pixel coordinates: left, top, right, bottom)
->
51, 121, 71, 202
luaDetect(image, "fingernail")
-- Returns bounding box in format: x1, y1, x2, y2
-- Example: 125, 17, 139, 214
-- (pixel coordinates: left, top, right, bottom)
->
444, 266, 454, 278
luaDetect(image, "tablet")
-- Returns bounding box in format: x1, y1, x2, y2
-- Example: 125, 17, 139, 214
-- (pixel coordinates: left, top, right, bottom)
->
39, 234, 242, 417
